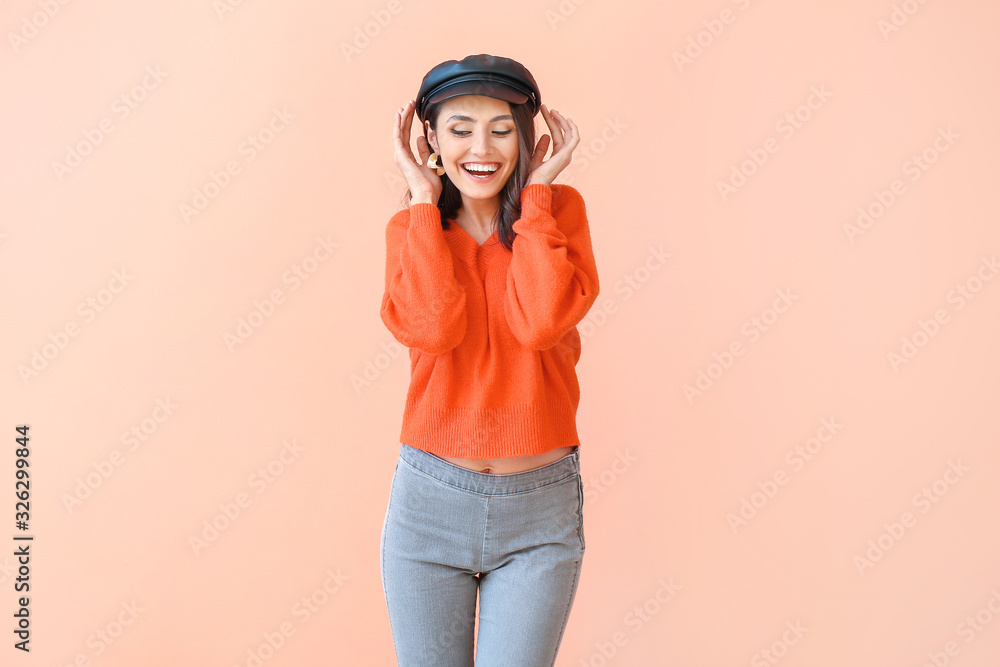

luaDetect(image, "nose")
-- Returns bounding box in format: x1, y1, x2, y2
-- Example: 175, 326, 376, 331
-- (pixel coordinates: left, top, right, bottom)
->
472, 129, 492, 157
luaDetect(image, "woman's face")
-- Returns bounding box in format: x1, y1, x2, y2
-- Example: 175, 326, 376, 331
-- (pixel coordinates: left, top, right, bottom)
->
426, 94, 520, 202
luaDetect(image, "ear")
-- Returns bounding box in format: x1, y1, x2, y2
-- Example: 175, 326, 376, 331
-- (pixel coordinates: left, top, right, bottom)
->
425, 120, 438, 152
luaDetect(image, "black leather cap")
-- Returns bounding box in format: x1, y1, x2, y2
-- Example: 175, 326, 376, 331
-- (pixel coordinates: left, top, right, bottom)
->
415, 54, 541, 122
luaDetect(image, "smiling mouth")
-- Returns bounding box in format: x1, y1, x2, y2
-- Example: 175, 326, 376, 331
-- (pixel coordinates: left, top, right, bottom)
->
461, 162, 501, 179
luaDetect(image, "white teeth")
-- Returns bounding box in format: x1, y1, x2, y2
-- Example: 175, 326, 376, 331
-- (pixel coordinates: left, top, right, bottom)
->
463, 163, 499, 173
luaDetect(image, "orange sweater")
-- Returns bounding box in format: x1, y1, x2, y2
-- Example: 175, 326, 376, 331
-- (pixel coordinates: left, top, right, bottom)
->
380, 183, 600, 459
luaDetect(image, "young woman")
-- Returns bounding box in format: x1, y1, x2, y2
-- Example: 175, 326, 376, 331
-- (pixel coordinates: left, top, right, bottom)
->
379, 54, 600, 666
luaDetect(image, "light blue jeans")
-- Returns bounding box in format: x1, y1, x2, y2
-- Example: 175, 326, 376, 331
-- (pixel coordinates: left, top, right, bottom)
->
380, 442, 586, 666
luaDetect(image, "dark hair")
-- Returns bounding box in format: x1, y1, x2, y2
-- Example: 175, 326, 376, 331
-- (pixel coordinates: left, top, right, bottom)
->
400, 97, 536, 253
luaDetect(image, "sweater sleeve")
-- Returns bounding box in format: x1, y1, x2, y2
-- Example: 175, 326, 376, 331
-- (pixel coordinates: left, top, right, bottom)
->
504, 183, 600, 351
380, 203, 468, 354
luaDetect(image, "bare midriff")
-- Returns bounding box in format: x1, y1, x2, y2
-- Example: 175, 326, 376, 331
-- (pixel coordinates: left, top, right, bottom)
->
434, 446, 576, 474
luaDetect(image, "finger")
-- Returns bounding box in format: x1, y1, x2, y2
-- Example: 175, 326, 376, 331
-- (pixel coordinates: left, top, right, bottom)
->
557, 111, 576, 143
536, 108, 553, 143
400, 101, 414, 150
547, 124, 564, 157
544, 106, 565, 151
543, 105, 564, 139
549, 110, 569, 144
550, 108, 573, 135
557, 119, 578, 160
558, 114, 579, 152
393, 107, 414, 164
394, 105, 407, 141
540, 104, 558, 137
532, 134, 551, 166
403, 100, 421, 156
416, 135, 429, 166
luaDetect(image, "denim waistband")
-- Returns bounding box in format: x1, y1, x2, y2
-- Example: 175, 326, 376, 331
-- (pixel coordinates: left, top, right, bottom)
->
398, 443, 580, 495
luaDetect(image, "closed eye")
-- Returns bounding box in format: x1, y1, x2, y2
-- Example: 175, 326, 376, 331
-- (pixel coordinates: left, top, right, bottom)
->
452, 130, 513, 136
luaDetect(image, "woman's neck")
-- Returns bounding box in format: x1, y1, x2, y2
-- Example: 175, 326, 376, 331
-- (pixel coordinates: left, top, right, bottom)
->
456, 196, 500, 237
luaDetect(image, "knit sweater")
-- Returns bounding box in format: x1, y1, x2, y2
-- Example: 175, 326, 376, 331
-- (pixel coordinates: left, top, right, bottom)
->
380, 183, 600, 459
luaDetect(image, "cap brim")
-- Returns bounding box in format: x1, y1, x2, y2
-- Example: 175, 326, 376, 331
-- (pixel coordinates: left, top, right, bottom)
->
428, 80, 529, 106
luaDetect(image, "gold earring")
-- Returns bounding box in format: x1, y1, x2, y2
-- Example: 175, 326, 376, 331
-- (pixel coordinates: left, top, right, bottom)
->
426, 152, 446, 176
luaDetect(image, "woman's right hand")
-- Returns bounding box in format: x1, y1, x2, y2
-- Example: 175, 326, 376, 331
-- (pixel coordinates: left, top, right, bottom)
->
394, 100, 442, 205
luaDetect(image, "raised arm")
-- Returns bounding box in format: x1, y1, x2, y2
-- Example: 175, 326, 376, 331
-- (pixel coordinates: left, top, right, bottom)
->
380, 203, 468, 354
504, 183, 600, 351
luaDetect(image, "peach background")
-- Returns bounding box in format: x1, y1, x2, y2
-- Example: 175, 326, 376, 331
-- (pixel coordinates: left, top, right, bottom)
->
2, 0, 999, 665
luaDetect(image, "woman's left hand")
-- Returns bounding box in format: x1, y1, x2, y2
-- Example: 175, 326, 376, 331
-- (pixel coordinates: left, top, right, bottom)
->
525, 104, 579, 188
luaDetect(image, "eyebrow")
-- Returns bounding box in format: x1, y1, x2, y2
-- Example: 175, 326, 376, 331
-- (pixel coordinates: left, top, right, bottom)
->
446, 114, 514, 123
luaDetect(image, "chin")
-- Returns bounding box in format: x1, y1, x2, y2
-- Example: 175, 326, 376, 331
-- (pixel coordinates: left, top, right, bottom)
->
451, 172, 511, 198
